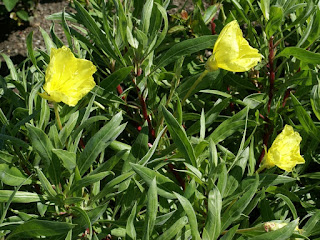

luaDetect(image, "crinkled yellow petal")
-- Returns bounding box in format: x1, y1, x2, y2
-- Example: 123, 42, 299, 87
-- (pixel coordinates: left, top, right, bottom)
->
41, 46, 97, 106
206, 20, 262, 72
263, 125, 305, 172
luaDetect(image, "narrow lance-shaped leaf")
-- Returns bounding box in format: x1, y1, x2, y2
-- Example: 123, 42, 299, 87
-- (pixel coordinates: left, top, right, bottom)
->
155, 216, 188, 240
174, 192, 201, 240
26, 124, 53, 168
154, 35, 217, 70
162, 106, 197, 167
203, 186, 222, 240
126, 202, 137, 240
142, 178, 158, 240
78, 112, 124, 175
0, 190, 46, 203
0, 164, 32, 186
291, 93, 320, 142
7, 220, 74, 239
277, 47, 320, 65
73, 0, 122, 63
221, 174, 259, 231
130, 163, 182, 199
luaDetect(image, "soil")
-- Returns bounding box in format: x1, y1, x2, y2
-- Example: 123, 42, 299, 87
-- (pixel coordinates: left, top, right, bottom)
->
0, 0, 72, 75
0, 0, 195, 75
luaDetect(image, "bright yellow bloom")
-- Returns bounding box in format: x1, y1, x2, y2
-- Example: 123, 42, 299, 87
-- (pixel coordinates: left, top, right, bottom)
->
262, 125, 305, 172
205, 20, 262, 72
39, 46, 97, 106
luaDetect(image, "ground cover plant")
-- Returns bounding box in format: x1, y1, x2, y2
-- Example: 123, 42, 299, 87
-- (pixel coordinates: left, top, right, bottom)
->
1, 0, 320, 239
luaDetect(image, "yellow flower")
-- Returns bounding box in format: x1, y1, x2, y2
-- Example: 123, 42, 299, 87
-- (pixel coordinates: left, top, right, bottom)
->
205, 20, 262, 72
39, 46, 97, 106
262, 125, 305, 172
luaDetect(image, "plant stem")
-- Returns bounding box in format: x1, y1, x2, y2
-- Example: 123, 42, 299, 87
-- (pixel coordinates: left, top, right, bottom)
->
53, 102, 63, 130
133, 67, 155, 140
181, 70, 209, 105
267, 36, 275, 113
258, 36, 276, 168
221, 226, 262, 235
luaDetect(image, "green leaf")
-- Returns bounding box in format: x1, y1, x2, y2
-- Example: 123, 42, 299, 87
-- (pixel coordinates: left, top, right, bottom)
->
39, 27, 56, 56
142, 178, 157, 240
203, 4, 219, 24
71, 207, 92, 240
275, 194, 298, 219
59, 111, 79, 145
139, 128, 166, 166
302, 211, 320, 236
265, 5, 283, 38
186, 98, 230, 136
3, 0, 19, 12
207, 107, 249, 144
16, 10, 29, 21
220, 225, 239, 240
26, 32, 43, 75
277, 47, 320, 65
203, 186, 222, 240
130, 163, 182, 199
0, 164, 31, 186
224, 148, 249, 197
0, 151, 14, 164
73, 0, 121, 63
26, 123, 53, 168
99, 67, 133, 93
0, 53, 19, 81
126, 202, 137, 240
249, 219, 298, 240
78, 112, 124, 175
70, 171, 112, 194
153, 2, 169, 50
52, 149, 76, 172
174, 192, 201, 240
36, 168, 57, 198
260, 0, 270, 20
7, 220, 74, 239
155, 216, 188, 240
88, 150, 127, 176
0, 190, 45, 203
311, 83, 320, 121
154, 35, 217, 70
305, 9, 320, 47
61, 10, 73, 49
0, 134, 30, 149
221, 174, 259, 231
290, 93, 320, 142
141, 0, 154, 34
162, 106, 197, 167
90, 171, 135, 204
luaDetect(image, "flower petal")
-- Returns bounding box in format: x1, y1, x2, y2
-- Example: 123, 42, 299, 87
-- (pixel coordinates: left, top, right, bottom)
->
40, 46, 97, 106
263, 125, 305, 172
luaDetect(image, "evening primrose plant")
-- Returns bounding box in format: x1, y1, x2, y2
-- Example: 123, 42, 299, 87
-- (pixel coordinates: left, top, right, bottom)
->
0, 0, 320, 239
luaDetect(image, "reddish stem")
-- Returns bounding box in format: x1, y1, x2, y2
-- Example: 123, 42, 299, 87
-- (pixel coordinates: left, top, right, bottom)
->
257, 37, 276, 168
210, 17, 216, 35
267, 36, 275, 113
282, 88, 292, 108
133, 68, 155, 140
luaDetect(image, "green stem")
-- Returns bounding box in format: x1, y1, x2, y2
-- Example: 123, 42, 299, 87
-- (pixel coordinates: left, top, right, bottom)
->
54, 103, 63, 130
181, 70, 209, 105
221, 226, 262, 235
